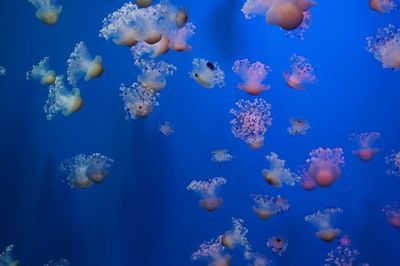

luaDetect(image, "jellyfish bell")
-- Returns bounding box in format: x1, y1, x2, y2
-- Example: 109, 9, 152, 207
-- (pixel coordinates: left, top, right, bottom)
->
253, 207, 274, 220
211, 256, 231, 266
316, 228, 341, 242
41, 70, 56, 85
84, 56, 103, 81
149, 36, 170, 57
137, 76, 166, 92
143, 31, 163, 45
113, 28, 139, 47
369, 0, 384, 12
221, 232, 235, 249
388, 216, 400, 228
175, 8, 188, 28
128, 101, 154, 118
266, 2, 304, 30
169, 41, 191, 52
198, 197, 223, 212
353, 148, 379, 161
247, 136, 264, 150
283, 72, 304, 90
296, 0, 316, 11
238, 82, 269, 96
36, 6, 62, 25
71, 167, 93, 188
308, 161, 342, 188
301, 177, 316, 191
136, 0, 152, 8
61, 88, 84, 116
86, 167, 108, 183
262, 170, 282, 188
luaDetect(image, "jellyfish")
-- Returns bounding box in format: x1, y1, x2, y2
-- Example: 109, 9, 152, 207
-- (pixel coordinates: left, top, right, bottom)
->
232, 59, 271, 96
120, 82, 159, 120
175, 8, 189, 28
229, 99, 272, 149
0, 245, 19, 266
28, 0, 62, 25
298, 166, 316, 191
325, 238, 369, 266
44, 259, 70, 266
251, 194, 289, 220
283, 54, 316, 90
168, 22, 195, 52
134, 59, 176, 92
386, 150, 400, 176
305, 147, 345, 188
287, 117, 310, 136
261, 152, 298, 188
136, 0, 152, 8
382, 202, 400, 228
211, 149, 234, 166
60, 153, 113, 189
221, 218, 253, 260
369, 0, 397, 13
305, 207, 343, 242
187, 177, 227, 211
285, 11, 312, 40
159, 121, 174, 136
191, 236, 232, 266
349, 132, 380, 161
67, 42, 103, 86
131, 36, 170, 59
0, 66, 6, 76
366, 24, 400, 70
190, 58, 225, 89
44, 76, 83, 120
247, 254, 273, 266
266, 236, 288, 256
26, 57, 56, 85
338, 235, 352, 247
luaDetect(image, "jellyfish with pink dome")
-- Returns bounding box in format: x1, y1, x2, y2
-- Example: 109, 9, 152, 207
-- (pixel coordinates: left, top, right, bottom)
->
383, 202, 400, 228
285, 11, 312, 40
349, 132, 380, 161
298, 166, 317, 191
232, 59, 271, 96
187, 177, 227, 211
284, 54, 316, 90
369, 0, 397, 13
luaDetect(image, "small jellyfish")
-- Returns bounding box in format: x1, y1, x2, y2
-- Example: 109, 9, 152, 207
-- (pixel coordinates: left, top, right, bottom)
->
187, 177, 227, 211
0, 66, 6, 76
287, 117, 310, 136
60, 153, 113, 189
221, 218, 253, 260
283, 54, 316, 90
44, 76, 83, 120
190, 58, 225, 89
135, 59, 176, 92
44, 259, 70, 266
349, 132, 380, 161
247, 254, 273, 266
67, 42, 103, 86
229, 98, 272, 149
386, 150, 400, 176
26, 57, 56, 85
0, 245, 19, 266
382, 202, 400, 228
305, 147, 345, 188
369, 0, 397, 13
261, 152, 299, 188
136, 0, 152, 8
325, 240, 369, 266
338, 235, 352, 247
168, 22, 195, 52
366, 24, 400, 70
305, 207, 343, 242
285, 11, 312, 40
120, 82, 159, 119
191, 236, 232, 266
28, 0, 62, 25
232, 59, 271, 96
251, 194, 289, 220
159, 121, 174, 136
211, 149, 234, 166
298, 166, 317, 191
266, 236, 288, 256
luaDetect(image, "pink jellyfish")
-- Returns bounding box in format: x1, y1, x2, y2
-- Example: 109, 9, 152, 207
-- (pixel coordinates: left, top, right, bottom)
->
369, 0, 397, 13
383, 203, 400, 228
232, 59, 271, 96
221, 218, 252, 260
187, 177, 227, 211
349, 132, 380, 161
284, 54, 316, 90
298, 166, 316, 191
305, 207, 343, 242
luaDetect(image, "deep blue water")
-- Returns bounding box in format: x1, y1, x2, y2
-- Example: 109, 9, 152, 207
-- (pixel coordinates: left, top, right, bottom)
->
0, 0, 400, 265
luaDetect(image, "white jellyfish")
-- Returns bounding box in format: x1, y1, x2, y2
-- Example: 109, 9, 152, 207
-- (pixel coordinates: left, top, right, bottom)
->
28, 0, 62, 25
287, 117, 310, 135
168, 22, 195, 52
134, 59, 176, 92
190, 58, 225, 89
0, 245, 19, 266
232, 59, 271, 96
26, 57, 56, 85
187, 177, 227, 211
211, 149, 234, 166
67, 42, 103, 86
261, 152, 299, 188
305, 207, 343, 242
283, 54, 316, 90
44, 76, 83, 120
159, 121, 174, 136
0, 66, 6, 76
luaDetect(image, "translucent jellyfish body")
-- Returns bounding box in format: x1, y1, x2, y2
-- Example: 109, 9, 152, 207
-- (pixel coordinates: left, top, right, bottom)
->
386, 150, 400, 177
262, 152, 298, 188
60, 153, 113, 189
221, 218, 252, 260
305, 147, 345, 188
44, 76, 83, 120
0, 66, 6, 76
211, 149, 234, 166
266, 236, 288, 256
191, 236, 231, 266
287, 118, 310, 135
382, 202, 400, 228
168, 22, 195, 52
120, 82, 159, 119
349, 132, 380, 161
232, 59, 271, 96
187, 177, 227, 211
369, 0, 397, 13
159, 121, 174, 136
305, 207, 343, 242
67, 42, 103, 86
26, 57, 56, 85
131, 36, 170, 59
283, 54, 316, 90
135, 59, 176, 92
44, 259, 70, 266
28, 0, 62, 25
230, 99, 272, 149
251, 194, 289, 220
366, 24, 400, 70
190, 58, 225, 89
0, 245, 19, 266
285, 11, 312, 40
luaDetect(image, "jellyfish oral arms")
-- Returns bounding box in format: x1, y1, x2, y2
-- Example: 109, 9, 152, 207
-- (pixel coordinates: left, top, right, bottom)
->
251, 194, 289, 220
187, 177, 227, 211
168, 22, 195, 52
191, 236, 231, 266
287, 118, 310, 135
368, 0, 397, 13
283, 54, 316, 90
28, 0, 62, 25
266, 236, 288, 255
159, 121, 174, 136
232, 59, 271, 96
305, 207, 343, 242
349, 132, 380, 161
190, 58, 225, 89
221, 218, 252, 260
26, 57, 56, 85
261, 152, 298, 188
383, 203, 400, 228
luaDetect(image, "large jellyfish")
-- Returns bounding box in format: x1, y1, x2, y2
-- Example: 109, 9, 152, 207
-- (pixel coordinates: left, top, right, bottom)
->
305, 207, 343, 242
251, 194, 289, 220
232, 59, 271, 96
325, 238, 369, 266
386, 150, 400, 177
287, 117, 310, 135
349, 132, 380, 161
369, 0, 397, 13
26, 57, 56, 85
221, 218, 253, 260
120, 82, 159, 119
159, 121, 174, 136
191, 236, 232, 266
60, 153, 113, 189
0, 245, 19, 266
44, 76, 83, 120
28, 0, 62, 25
229, 98, 272, 149
44, 259, 70, 266
262, 152, 298, 188
366, 24, 400, 70
187, 177, 227, 211
283, 54, 316, 90
134, 59, 176, 92
211, 149, 234, 166
67, 42, 103, 86
168, 22, 196, 52
0, 66, 6, 76
266, 236, 288, 256
305, 147, 344, 188
190, 58, 225, 89
285, 11, 312, 40
382, 202, 400, 228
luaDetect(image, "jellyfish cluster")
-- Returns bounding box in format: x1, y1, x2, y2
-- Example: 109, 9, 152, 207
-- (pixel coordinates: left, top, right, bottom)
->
369, 0, 397, 13
386, 150, 400, 177
382, 202, 400, 228
28, 0, 62, 25
159, 121, 174, 136
44, 259, 70, 266
190, 58, 225, 89
59, 153, 113, 189
211, 149, 234, 166
349, 132, 380, 161
0, 245, 18, 266
232, 59, 271, 96
284, 54, 316, 90
266, 236, 288, 256
230, 99, 272, 150
252, 194, 289, 220
187, 177, 227, 212
0, 66, 6, 76
26, 57, 56, 85
287, 117, 310, 136
305, 207, 343, 242
262, 152, 298, 188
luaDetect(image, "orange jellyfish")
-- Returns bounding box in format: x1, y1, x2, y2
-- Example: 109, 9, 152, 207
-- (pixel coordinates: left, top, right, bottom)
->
232, 59, 271, 96
261, 152, 298, 188
187, 177, 226, 211
383, 203, 400, 228
28, 0, 62, 25
305, 207, 343, 242
221, 218, 252, 260
284, 54, 316, 90
349, 132, 380, 161
369, 0, 397, 13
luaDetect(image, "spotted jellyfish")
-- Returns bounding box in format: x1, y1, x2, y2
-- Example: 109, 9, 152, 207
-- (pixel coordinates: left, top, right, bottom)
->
266, 236, 288, 256
120, 82, 159, 119
190, 58, 225, 89
221, 218, 253, 260
135, 59, 176, 92
191, 236, 231, 266
283, 54, 316, 90
305, 207, 343, 242
28, 0, 62, 25
369, 0, 397, 13
187, 177, 227, 211
0, 245, 18, 266
251, 194, 289, 220
383, 202, 400, 228
26, 57, 56, 85
262, 152, 298, 188
232, 59, 271, 96
159, 121, 174, 136
349, 132, 380, 161
287, 118, 310, 135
